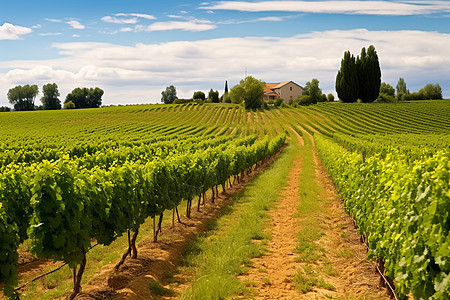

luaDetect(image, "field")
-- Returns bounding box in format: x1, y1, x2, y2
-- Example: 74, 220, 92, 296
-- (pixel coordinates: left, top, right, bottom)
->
0, 100, 449, 299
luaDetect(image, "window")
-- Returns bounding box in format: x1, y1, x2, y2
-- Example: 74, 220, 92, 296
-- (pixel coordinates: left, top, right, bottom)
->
290, 86, 292, 91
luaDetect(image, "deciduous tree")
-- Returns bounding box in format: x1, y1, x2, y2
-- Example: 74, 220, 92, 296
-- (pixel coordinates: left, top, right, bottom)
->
7, 84, 39, 111
65, 87, 103, 109
420, 83, 443, 100
41, 83, 61, 110
161, 85, 177, 104
396, 77, 409, 95
380, 82, 395, 97
229, 76, 265, 109
208, 89, 219, 103
193, 91, 205, 101
303, 78, 324, 104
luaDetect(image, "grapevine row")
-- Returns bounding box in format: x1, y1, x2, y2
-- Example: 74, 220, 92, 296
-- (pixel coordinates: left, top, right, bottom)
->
314, 135, 449, 299
0, 133, 285, 299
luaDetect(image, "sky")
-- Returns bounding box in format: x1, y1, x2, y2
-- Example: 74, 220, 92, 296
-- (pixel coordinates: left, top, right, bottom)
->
1, 0, 450, 106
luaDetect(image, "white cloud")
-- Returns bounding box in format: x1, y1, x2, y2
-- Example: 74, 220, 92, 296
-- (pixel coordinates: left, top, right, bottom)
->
1, 29, 449, 106
144, 20, 216, 32
200, 1, 450, 16
120, 27, 133, 32
0, 23, 32, 40
167, 14, 183, 19
116, 13, 156, 20
102, 16, 138, 24
32, 24, 42, 29
220, 16, 286, 24
72, 34, 80, 38
39, 32, 62, 36
66, 20, 85, 30
102, 13, 156, 24
45, 18, 62, 23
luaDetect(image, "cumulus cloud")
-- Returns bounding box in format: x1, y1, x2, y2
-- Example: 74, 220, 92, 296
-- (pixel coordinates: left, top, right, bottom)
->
200, 1, 450, 16
0, 23, 32, 40
66, 20, 85, 30
1, 29, 449, 106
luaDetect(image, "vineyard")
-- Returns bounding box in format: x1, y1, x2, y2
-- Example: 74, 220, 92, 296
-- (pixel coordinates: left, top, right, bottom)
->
0, 100, 449, 299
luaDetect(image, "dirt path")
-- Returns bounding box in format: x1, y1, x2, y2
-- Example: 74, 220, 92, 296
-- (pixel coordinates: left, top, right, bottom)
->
237, 128, 389, 299
236, 128, 304, 299
300, 129, 389, 299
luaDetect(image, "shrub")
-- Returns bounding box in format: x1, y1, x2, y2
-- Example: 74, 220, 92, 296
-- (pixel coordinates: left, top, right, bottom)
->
404, 91, 426, 101
396, 92, 406, 101
0, 106, 11, 112
274, 98, 284, 107
327, 93, 335, 102
64, 101, 76, 109
173, 98, 193, 104
297, 95, 312, 106
222, 93, 231, 103
375, 93, 396, 103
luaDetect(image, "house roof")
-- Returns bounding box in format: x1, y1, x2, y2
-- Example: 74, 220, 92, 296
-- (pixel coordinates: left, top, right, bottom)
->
264, 81, 302, 93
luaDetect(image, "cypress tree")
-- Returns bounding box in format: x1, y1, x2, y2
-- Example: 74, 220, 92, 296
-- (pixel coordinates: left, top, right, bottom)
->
335, 51, 358, 102
360, 45, 381, 103
224, 80, 228, 94
356, 47, 367, 101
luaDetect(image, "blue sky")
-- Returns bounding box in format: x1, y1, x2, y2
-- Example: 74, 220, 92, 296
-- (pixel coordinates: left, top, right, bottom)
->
1, 0, 450, 106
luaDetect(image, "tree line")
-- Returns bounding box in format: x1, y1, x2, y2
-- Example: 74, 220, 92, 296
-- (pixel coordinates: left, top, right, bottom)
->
3, 84, 104, 111
161, 85, 223, 105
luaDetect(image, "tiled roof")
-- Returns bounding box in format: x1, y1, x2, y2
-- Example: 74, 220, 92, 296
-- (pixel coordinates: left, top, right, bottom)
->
264, 83, 281, 93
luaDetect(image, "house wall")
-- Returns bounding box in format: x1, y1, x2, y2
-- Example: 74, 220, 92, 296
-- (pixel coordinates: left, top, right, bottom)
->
275, 82, 302, 103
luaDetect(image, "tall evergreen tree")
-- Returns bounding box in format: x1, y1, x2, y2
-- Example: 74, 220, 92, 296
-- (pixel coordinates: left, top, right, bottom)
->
335, 51, 358, 102
360, 45, 381, 103
224, 80, 228, 94
356, 47, 367, 100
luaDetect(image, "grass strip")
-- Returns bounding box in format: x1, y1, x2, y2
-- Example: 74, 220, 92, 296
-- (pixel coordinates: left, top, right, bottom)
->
180, 139, 299, 299
293, 131, 336, 293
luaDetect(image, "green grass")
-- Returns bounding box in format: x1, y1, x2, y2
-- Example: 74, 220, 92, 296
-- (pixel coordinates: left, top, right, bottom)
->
180, 138, 299, 299
292, 129, 334, 293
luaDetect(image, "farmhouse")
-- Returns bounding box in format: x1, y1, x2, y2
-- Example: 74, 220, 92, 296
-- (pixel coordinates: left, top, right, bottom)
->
263, 81, 303, 103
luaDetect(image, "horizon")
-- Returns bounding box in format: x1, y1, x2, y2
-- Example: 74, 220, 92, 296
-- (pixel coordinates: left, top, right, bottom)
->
1, 0, 450, 107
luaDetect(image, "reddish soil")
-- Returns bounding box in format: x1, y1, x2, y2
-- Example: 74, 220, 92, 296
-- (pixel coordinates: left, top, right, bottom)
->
236, 128, 389, 299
